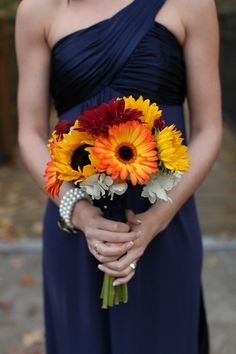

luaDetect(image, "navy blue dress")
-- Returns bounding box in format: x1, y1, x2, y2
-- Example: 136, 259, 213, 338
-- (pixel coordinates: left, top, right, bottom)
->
42, 0, 209, 353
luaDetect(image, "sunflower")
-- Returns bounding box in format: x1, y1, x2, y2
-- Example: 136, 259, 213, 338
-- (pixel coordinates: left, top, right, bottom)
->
156, 124, 190, 171
44, 161, 62, 197
123, 96, 162, 130
53, 121, 98, 184
92, 121, 158, 185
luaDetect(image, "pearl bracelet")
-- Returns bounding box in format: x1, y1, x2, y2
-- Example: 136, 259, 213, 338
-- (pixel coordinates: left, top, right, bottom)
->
58, 187, 93, 233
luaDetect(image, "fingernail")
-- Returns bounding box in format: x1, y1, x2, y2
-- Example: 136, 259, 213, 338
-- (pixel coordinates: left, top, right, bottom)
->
127, 241, 134, 249
98, 264, 103, 270
113, 280, 120, 286
137, 219, 142, 224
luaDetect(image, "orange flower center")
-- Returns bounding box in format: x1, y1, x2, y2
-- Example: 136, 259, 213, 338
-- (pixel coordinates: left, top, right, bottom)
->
115, 143, 137, 164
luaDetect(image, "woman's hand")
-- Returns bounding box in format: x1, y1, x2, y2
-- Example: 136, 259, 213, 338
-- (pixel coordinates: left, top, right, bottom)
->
98, 209, 159, 286
71, 200, 141, 263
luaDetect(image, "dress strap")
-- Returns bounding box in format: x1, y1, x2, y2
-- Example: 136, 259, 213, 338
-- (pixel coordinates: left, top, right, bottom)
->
135, 0, 166, 20
97, 0, 167, 88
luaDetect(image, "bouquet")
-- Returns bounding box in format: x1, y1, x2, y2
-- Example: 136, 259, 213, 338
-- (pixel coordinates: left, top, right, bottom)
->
44, 96, 190, 308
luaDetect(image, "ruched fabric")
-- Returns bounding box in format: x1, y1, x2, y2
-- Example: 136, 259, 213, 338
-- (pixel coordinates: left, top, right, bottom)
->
50, 0, 185, 115
43, 0, 209, 353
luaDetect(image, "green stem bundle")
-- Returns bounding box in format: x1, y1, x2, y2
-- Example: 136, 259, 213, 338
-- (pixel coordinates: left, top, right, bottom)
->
100, 273, 128, 309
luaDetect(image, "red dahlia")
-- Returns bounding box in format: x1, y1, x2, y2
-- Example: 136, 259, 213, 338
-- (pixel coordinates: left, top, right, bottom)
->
78, 99, 143, 135
55, 120, 75, 136
154, 116, 166, 131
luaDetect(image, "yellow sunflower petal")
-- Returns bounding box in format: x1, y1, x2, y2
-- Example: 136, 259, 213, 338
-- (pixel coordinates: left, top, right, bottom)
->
83, 164, 96, 178
123, 96, 162, 130
51, 126, 96, 182
156, 125, 190, 171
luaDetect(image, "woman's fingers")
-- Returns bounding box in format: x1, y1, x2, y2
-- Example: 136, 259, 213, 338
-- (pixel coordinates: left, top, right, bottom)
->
95, 253, 119, 263
88, 240, 134, 263
95, 240, 134, 257
101, 248, 141, 272
87, 242, 118, 263
87, 239, 134, 263
85, 227, 141, 243
89, 216, 130, 233
113, 270, 136, 286
98, 260, 137, 279
125, 209, 142, 226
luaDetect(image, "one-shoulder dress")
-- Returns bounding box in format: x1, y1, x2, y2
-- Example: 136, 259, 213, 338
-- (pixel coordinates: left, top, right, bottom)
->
42, 0, 209, 353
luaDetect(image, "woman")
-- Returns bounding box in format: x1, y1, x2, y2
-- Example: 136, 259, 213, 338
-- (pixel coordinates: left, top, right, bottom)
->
15, 0, 222, 353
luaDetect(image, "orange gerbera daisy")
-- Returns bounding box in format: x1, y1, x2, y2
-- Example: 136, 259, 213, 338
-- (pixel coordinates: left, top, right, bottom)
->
44, 161, 62, 197
47, 133, 60, 158
92, 121, 158, 185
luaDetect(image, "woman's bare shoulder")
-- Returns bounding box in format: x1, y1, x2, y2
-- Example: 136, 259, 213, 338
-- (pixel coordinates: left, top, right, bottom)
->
16, 0, 55, 20
16, 0, 60, 41
179, 0, 218, 31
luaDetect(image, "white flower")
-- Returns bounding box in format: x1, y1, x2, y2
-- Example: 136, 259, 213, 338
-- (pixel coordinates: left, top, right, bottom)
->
108, 182, 128, 200
141, 171, 183, 204
80, 173, 128, 201
80, 174, 107, 200
98, 174, 113, 190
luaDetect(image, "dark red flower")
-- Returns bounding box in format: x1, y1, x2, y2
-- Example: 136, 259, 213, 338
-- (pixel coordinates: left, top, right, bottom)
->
55, 120, 75, 136
154, 116, 166, 131
78, 99, 143, 135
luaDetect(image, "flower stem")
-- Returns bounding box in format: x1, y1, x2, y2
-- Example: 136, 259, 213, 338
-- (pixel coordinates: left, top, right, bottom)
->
101, 273, 110, 309
100, 274, 129, 308
108, 276, 115, 307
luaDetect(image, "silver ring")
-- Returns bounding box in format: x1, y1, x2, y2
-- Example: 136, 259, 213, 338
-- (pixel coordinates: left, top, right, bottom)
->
129, 262, 136, 271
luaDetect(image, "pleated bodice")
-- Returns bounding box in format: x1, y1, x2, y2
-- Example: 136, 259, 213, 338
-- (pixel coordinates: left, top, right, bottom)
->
50, 0, 186, 116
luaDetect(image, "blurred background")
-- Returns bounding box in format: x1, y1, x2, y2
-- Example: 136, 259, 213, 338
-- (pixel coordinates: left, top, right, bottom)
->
0, 1, 236, 353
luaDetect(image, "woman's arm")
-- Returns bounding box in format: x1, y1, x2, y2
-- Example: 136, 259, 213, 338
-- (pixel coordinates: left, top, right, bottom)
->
16, 0, 53, 197
144, 0, 223, 233
99, 0, 223, 284
15, 0, 139, 261
147, 0, 222, 231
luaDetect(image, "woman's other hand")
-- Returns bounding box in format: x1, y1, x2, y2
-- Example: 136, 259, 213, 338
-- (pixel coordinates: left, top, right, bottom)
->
97, 209, 159, 286
71, 200, 141, 263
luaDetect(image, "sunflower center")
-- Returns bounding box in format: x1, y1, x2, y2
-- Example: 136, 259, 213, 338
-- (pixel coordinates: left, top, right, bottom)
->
71, 144, 91, 171
116, 143, 137, 164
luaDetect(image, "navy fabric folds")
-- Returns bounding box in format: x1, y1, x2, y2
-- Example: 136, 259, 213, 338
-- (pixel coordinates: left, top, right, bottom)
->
50, 0, 186, 115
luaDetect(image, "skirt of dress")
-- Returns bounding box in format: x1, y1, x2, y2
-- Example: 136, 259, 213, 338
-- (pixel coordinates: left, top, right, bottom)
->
43, 187, 206, 354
